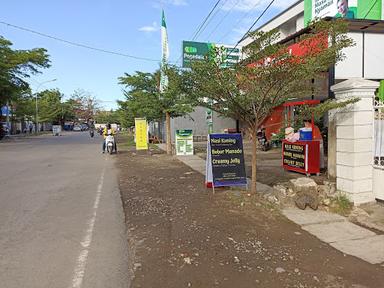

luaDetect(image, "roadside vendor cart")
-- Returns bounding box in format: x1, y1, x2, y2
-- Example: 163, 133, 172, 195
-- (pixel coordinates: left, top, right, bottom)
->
282, 100, 321, 176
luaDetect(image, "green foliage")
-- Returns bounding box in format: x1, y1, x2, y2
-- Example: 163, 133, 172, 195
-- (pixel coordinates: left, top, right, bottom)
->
330, 194, 353, 216
37, 89, 65, 124
0, 36, 50, 106
118, 71, 162, 122
288, 97, 360, 131
12, 94, 35, 120
300, 98, 359, 122
183, 19, 354, 133
182, 18, 354, 193
118, 66, 194, 124
94, 109, 120, 124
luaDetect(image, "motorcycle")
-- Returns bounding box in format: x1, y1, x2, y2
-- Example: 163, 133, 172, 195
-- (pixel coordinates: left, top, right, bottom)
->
257, 128, 270, 151
89, 129, 94, 138
105, 134, 115, 154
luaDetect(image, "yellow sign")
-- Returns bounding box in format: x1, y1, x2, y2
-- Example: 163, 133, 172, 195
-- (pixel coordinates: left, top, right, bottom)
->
135, 118, 148, 150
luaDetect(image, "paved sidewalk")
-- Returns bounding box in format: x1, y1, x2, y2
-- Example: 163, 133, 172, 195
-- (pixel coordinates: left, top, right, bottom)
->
158, 144, 384, 266
282, 209, 384, 265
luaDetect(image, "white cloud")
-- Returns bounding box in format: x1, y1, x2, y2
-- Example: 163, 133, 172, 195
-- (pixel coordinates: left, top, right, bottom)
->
166, 0, 187, 6
221, 0, 298, 12
138, 22, 159, 33
152, 0, 187, 8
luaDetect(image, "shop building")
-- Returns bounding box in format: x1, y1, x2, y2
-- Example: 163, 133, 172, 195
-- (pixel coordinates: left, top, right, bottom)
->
239, 0, 384, 204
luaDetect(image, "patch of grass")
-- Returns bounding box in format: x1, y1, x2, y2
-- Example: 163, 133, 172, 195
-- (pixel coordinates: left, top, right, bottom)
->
330, 194, 353, 216
149, 143, 160, 150
117, 132, 162, 153
117, 133, 135, 149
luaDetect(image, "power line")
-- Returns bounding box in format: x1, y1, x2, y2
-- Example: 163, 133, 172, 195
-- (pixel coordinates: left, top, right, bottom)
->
0, 20, 160, 62
191, 0, 223, 40
194, 0, 229, 41
175, 0, 224, 66
363, 0, 379, 19
236, 0, 276, 47
220, 0, 275, 61
217, 0, 263, 44
205, 0, 241, 42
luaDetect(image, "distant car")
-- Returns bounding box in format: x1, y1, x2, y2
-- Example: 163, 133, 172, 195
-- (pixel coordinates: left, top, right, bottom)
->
73, 126, 82, 131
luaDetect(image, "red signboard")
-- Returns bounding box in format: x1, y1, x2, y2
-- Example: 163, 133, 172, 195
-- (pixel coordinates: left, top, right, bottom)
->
282, 140, 320, 176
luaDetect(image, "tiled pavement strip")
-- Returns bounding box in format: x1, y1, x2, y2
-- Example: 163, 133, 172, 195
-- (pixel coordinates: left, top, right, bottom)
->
157, 144, 384, 265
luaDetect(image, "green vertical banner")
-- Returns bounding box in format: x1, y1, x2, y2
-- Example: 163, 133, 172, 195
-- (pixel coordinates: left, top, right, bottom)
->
378, 80, 384, 101
160, 10, 169, 93
304, 0, 312, 27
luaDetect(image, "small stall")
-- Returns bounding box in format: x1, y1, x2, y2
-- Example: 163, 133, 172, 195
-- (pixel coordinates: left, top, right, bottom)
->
282, 100, 321, 176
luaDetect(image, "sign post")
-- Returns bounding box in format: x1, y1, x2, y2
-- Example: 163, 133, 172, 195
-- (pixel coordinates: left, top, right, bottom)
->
175, 129, 194, 156
206, 108, 213, 134
182, 41, 242, 68
205, 134, 247, 191
135, 118, 148, 150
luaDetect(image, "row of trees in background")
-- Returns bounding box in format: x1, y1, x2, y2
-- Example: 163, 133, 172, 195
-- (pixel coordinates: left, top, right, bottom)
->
0, 35, 118, 131
117, 19, 356, 194
7, 88, 102, 128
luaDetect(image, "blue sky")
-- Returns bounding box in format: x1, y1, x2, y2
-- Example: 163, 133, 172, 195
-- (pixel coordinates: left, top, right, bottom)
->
0, 0, 297, 109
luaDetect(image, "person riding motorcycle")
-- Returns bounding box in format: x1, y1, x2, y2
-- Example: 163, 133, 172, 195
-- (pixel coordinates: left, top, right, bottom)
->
88, 120, 95, 137
102, 123, 117, 153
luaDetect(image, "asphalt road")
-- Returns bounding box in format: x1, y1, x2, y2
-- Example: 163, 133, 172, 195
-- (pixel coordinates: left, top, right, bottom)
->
0, 132, 130, 288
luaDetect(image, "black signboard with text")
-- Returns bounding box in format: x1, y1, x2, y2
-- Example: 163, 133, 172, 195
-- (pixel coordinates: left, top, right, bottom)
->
282, 142, 307, 172
207, 134, 247, 187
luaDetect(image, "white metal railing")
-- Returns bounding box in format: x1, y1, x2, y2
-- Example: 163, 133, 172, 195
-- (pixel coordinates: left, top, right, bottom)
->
374, 96, 384, 169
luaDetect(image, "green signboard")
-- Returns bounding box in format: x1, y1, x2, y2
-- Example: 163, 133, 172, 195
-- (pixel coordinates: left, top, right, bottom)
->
175, 129, 194, 156
304, 0, 383, 26
182, 41, 241, 68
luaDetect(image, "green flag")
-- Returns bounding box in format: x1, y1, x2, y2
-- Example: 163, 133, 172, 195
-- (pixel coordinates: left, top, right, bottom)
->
160, 10, 169, 93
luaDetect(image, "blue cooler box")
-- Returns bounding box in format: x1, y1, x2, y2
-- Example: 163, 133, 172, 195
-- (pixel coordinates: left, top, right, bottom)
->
299, 128, 312, 140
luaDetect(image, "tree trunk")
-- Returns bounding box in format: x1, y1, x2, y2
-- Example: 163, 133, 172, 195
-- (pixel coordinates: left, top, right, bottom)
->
251, 128, 257, 194
166, 112, 172, 155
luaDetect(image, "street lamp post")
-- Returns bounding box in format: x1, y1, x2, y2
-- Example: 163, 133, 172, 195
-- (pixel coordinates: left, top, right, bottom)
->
35, 79, 57, 133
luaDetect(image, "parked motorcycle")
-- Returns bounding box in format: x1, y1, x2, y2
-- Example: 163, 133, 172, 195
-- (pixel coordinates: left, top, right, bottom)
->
257, 128, 270, 151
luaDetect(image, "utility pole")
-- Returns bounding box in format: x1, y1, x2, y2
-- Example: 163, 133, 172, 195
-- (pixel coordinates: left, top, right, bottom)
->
6, 101, 10, 135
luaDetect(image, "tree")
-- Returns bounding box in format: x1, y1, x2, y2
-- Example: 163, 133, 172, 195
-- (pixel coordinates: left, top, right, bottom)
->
119, 66, 194, 154
94, 109, 121, 124
70, 89, 99, 122
0, 36, 50, 106
37, 89, 65, 124
60, 98, 77, 124
12, 93, 35, 122
182, 19, 354, 194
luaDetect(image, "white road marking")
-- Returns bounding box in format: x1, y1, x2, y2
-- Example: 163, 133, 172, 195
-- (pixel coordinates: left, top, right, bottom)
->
69, 167, 106, 288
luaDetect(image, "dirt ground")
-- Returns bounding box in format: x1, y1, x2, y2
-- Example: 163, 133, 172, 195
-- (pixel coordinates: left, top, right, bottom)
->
116, 146, 384, 288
